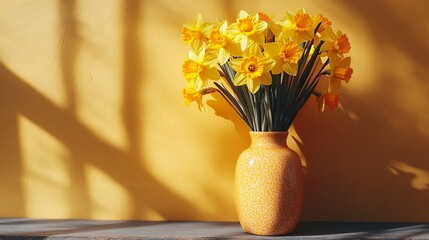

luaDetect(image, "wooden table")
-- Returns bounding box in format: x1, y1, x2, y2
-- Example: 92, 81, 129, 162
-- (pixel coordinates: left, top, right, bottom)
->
1, 218, 428, 239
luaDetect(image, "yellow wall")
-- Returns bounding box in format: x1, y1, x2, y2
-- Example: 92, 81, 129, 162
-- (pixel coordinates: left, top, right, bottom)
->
1, 0, 428, 222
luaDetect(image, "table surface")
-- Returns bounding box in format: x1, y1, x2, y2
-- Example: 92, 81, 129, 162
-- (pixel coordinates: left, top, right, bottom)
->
1, 218, 429, 239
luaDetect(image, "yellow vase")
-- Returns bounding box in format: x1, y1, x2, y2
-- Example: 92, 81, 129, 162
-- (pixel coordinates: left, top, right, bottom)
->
235, 132, 303, 235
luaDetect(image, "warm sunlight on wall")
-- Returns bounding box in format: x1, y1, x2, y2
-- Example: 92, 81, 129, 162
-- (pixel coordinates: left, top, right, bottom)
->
1, 0, 428, 222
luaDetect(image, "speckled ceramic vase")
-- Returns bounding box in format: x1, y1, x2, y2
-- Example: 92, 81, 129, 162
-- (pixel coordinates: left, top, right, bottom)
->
235, 132, 303, 236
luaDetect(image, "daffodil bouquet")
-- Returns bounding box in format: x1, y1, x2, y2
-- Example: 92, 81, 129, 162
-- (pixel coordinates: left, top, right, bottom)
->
181, 9, 353, 131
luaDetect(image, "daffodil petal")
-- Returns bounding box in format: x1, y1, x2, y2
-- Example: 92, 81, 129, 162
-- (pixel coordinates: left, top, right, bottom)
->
204, 67, 220, 80
188, 50, 198, 60
271, 61, 284, 75
227, 40, 242, 56
198, 101, 205, 113
248, 44, 261, 57
195, 79, 206, 90
219, 20, 228, 33
204, 54, 219, 67
330, 78, 342, 91
260, 72, 272, 85
247, 78, 260, 93
196, 48, 206, 62
240, 36, 249, 51
230, 59, 242, 72
218, 48, 229, 65
252, 32, 266, 46
284, 62, 298, 76
264, 58, 276, 72
340, 57, 351, 67
234, 73, 247, 86
263, 43, 279, 58
195, 14, 203, 28
238, 10, 249, 19
254, 21, 268, 32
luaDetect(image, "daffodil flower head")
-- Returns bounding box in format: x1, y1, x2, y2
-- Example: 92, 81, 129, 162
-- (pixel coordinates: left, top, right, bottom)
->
317, 92, 340, 112
264, 38, 303, 75
230, 44, 275, 93
329, 56, 353, 91
183, 85, 204, 112
182, 47, 220, 90
313, 14, 332, 34
278, 8, 315, 42
182, 14, 213, 52
227, 10, 268, 51
320, 26, 351, 58
182, 81, 218, 113
207, 21, 242, 64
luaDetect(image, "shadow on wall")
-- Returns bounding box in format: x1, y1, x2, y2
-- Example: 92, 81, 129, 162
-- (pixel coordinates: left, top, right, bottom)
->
207, 94, 251, 146
0, 0, 199, 220
294, 0, 429, 221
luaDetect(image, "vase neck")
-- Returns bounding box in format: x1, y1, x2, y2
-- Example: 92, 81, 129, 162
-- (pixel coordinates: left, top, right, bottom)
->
249, 132, 289, 148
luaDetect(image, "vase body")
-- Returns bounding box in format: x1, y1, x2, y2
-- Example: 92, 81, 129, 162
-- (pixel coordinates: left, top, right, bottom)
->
235, 132, 303, 236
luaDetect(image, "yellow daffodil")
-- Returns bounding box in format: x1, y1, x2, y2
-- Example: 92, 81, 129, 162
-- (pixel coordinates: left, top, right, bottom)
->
258, 12, 282, 39
320, 26, 351, 58
183, 85, 204, 112
278, 8, 315, 42
329, 56, 353, 91
207, 21, 242, 64
227, 10, 268, 51
230, 44, 275, 93
183, 82, 218, 113
313, 14, 332, 34
264, 38, 303, 75
318, 92, 340, 112
182, 47, 220, 90
182, 14, 213, 51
